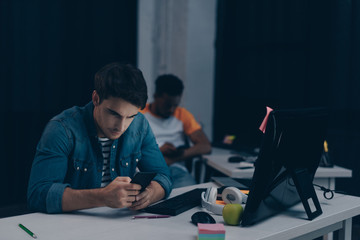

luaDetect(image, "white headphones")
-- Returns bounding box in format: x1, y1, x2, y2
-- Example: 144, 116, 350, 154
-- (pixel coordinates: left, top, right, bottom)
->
201, 187, 248, 215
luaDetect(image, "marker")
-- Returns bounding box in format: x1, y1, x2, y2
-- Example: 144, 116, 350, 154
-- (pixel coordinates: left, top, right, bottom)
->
132, 215, 171, 219
18, 223, 37, 239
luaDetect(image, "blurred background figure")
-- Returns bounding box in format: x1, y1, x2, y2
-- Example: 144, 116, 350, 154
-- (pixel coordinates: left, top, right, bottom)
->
141, 74, 211, 188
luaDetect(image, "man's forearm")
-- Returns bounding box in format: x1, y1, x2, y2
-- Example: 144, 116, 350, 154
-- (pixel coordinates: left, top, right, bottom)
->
62, 187, 105, 212
186, 144, 211, 158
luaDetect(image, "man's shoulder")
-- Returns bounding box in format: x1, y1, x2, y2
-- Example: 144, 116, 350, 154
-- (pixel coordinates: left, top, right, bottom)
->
174, 107, 202, 134
175, 106, 191, 113
174, 107, 196, 121
135, 111, 147, 121
51, 104, 85, 122
127, 112, 149, 132
49, 102, 92, 132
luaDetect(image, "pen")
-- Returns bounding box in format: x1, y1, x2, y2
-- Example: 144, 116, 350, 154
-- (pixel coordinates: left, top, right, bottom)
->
18, 223, 37, 239
132, 215, 171, 219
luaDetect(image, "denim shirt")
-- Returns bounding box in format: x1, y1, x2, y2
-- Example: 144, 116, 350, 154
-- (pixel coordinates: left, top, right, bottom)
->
27, 102, 172, 213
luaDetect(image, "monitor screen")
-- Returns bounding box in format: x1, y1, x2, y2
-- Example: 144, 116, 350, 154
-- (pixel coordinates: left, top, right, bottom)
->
241, 107, 328, 226
212, 102, 266, 153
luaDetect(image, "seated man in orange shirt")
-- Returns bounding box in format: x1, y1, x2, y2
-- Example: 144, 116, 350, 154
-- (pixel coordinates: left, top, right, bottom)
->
141, 74, 211, 188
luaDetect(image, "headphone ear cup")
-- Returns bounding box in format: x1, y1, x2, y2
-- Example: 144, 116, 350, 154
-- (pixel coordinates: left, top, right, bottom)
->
205, 187, 217, 204
221, 187, 247, 204
201, 188, 224, 215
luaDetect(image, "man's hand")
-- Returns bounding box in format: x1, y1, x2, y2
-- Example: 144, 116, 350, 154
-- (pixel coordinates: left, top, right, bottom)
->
62, 176, 141, 212
129, 181, 165, 210
164, 130, 212, 166
100, 177, 142, 208
160, 142, 183, 156
160, 142, 178, 156
160, 142, 186, 160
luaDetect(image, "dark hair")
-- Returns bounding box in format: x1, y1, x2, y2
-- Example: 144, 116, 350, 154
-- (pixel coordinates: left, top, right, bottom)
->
94, 62, 148, 109
155, 74, 184, 96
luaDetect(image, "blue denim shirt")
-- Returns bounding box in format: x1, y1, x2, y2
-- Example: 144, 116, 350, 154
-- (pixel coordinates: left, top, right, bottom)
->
27, 102, 172, 213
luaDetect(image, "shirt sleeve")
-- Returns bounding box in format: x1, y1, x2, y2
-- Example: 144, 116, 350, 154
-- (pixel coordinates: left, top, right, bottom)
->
27, 120, 72, 213
176, 108, 202, 136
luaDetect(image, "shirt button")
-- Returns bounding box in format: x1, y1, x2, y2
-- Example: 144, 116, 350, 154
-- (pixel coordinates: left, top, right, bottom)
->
76, 167, 80, 170
84, 168, 87, 172
113, 145, 115, 149
126, 162, 129, 166
136, 159, 139, 162
112, 168, 115, 172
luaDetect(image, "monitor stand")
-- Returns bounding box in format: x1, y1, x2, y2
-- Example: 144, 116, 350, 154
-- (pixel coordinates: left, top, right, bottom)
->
290, 168, 323, 220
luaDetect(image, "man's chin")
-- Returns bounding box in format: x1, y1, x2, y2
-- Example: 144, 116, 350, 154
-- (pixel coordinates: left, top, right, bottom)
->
107, 132, 122, 139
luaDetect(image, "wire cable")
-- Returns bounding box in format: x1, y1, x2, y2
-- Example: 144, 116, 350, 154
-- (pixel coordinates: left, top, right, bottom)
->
313, 184, 334, 200
313, 183, 349, 200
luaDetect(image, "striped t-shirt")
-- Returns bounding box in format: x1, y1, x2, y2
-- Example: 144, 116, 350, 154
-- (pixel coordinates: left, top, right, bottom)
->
98, 137, 113, 187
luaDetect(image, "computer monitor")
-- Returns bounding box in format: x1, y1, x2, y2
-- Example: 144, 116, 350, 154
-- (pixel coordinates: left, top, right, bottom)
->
241, 107, 328, 226
212, 102, 266, 153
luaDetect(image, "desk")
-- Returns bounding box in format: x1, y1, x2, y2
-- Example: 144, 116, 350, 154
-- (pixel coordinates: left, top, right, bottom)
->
1, 182, 360, 240
205, 148, 352, 189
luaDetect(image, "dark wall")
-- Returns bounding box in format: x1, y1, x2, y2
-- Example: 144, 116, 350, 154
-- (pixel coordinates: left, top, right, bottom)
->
214, 0, 360, 196
0, 0, 138, 207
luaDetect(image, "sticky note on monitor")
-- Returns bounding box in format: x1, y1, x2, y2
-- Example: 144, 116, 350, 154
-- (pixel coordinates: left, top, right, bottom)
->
259, 106, 274, 133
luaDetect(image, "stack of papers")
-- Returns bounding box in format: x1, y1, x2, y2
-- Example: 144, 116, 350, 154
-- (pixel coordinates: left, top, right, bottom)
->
198, 223, 225, 240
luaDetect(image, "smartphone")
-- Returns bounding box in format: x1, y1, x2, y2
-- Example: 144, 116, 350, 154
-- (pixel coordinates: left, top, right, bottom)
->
130, 172, 156, 191
172, 145, 187, 157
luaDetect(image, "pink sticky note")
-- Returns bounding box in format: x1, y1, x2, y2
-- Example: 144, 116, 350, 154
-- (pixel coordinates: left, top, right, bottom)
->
198, 223, 226, 234
259, 106, 274, 133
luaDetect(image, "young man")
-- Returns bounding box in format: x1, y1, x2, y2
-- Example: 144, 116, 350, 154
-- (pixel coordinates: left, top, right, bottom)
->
141, 74, 211, 188
27, 63, 172, 213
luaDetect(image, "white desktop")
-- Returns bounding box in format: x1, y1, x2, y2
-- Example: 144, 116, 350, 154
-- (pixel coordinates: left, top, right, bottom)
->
204, 147, 352, 190
1, 182, 360, 240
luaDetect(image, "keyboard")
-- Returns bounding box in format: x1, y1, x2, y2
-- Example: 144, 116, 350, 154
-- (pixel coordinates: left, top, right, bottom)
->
144, 188, 207, 216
